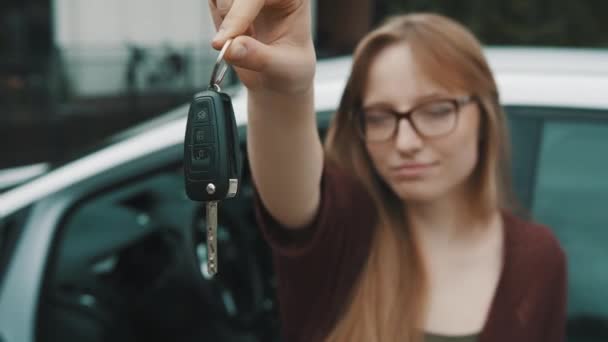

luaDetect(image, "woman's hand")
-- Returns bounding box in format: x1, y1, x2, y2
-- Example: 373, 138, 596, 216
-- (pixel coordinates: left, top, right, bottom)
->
209, 0, 316, 95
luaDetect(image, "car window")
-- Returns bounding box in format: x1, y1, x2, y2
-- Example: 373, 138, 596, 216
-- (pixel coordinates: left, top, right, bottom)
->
531, 116, 608, 320
506, 112, 543, 210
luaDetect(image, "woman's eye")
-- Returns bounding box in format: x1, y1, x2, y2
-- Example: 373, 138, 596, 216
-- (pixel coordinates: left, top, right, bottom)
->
365, 110, 392, 124
419, 102, 454, 118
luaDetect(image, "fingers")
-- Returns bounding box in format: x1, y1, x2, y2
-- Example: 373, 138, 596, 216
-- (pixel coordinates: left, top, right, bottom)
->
209, 0, 223, 31
216, 0, 233, 12
223, 35, 271, 72
209, 0, 234, 24
210, 0, 264, 49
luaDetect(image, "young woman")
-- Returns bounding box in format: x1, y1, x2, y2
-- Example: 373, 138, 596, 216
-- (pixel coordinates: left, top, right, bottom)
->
209, 1, 567, 341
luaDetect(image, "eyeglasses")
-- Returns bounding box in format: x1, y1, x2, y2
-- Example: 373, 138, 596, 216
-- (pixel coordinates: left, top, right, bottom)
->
356, 95, 476, 142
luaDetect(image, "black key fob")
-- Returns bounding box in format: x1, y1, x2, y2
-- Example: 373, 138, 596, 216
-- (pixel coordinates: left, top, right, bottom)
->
184, 89, 242, 201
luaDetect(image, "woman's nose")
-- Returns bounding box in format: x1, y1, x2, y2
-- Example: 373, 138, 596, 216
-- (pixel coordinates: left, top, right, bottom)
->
394, 118, 423, 154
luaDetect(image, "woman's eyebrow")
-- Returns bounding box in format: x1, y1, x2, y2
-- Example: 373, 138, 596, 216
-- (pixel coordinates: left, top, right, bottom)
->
362, 101, 394, 109
362, 92, 448, 110
413, 92, 448, 102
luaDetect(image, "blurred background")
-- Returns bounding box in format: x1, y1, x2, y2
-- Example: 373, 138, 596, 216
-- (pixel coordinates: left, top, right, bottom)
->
0, 3, 607, 342
1, 0, 607, 169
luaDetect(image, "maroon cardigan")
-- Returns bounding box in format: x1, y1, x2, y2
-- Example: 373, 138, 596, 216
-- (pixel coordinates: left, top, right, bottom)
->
254, 161, 567, 342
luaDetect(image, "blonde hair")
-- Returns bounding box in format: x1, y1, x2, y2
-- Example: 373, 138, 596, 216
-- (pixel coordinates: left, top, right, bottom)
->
323, 13, 513, 342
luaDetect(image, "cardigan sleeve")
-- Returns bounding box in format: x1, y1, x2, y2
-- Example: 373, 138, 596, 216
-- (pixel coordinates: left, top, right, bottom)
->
252, 160, 377, 342
543, 246, 568, 342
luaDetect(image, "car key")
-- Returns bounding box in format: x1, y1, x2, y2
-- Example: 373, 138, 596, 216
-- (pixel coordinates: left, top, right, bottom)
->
184, 39, 242, 277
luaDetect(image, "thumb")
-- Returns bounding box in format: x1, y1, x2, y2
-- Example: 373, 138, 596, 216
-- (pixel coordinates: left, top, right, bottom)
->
212, 0, 264, 49
223, 36, 273, 73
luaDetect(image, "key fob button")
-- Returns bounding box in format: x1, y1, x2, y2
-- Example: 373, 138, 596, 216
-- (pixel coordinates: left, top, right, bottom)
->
193, 126, 214, 144
192, 145, 215, 170
195, 99, 213, 123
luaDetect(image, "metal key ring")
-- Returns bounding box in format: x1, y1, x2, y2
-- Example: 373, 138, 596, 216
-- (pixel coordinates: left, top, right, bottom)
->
209, 39, 233, 91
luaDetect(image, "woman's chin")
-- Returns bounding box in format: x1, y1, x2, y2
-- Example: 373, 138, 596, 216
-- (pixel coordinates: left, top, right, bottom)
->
389, 180, 444, 203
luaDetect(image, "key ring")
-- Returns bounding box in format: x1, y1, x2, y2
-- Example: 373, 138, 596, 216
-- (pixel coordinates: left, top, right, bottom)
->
209, 39, 233, 91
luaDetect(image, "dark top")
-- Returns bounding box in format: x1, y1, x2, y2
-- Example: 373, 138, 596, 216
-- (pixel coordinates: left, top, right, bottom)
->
253, 161, 567, 342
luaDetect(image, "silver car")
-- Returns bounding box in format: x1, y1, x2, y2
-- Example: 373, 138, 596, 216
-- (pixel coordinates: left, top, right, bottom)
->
1, 48, 608, 342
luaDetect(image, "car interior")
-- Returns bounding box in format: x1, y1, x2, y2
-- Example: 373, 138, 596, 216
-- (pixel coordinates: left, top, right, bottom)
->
35, 153, 280, 342
34, 108, 607, 342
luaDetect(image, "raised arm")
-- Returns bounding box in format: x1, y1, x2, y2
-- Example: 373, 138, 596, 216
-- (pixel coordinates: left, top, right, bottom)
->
209, 0, 323, 229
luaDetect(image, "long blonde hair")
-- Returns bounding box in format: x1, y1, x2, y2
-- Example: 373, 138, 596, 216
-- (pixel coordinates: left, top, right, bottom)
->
323, 13, 513, 342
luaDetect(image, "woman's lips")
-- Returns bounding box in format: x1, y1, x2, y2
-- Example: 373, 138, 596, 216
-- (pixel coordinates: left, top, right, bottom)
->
391, 162, 437, 179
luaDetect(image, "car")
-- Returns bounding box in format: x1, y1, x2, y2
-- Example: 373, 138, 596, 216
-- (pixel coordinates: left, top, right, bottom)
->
1, 47, 608, 342
0, 163, 49, 193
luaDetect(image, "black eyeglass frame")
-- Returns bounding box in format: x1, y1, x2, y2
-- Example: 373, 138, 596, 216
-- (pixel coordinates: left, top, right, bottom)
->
354, 95, 477, 142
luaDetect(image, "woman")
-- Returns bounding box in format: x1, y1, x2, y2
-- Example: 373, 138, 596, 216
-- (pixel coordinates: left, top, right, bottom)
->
209, 1, 567, 341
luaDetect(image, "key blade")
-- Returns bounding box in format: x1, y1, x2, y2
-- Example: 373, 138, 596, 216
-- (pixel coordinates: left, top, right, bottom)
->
206, 201, 218, 276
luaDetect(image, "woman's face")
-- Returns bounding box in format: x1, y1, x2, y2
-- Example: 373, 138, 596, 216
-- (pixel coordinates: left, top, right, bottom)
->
362, 43, 482, 202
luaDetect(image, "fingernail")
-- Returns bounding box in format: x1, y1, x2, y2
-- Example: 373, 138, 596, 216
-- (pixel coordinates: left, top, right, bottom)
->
213, 28, 226, 44
217, 0, 230, 10
231, 42, 247, 59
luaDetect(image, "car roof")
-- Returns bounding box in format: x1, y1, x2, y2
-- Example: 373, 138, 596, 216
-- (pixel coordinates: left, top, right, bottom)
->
313, 47, 608, 110
1, 47, 608, 216
485, 47, 608, 75
487, 47, 608, 109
